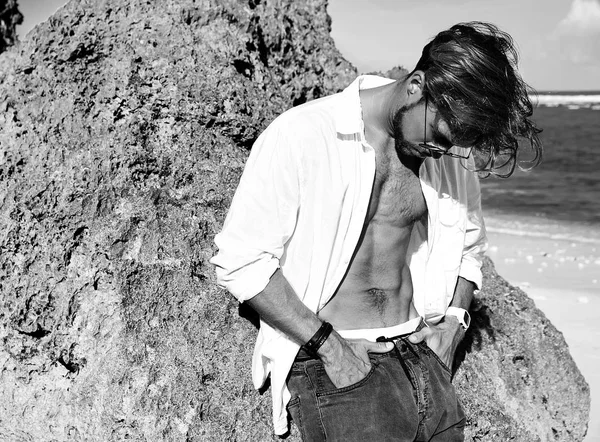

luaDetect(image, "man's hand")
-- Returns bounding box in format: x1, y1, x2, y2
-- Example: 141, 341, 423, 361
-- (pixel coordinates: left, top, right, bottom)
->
318, 333, 393, 389
408, 317, 465, 370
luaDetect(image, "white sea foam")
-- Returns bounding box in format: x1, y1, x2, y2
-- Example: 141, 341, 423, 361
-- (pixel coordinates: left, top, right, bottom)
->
483, 212, 600, 245
533, 94, 600, 109
486, 225, 600, 245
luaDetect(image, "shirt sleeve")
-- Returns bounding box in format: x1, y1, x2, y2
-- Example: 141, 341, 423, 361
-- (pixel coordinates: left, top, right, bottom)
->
210, 116, 302, 302
458, 164, 488, 289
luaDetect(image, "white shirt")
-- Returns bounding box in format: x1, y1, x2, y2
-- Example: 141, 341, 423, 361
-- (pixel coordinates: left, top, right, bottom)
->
210, 75, 488, 435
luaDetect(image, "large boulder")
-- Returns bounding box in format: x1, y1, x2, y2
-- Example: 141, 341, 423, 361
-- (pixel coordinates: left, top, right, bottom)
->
0, 0, 589, 440
457, 257, 589, 441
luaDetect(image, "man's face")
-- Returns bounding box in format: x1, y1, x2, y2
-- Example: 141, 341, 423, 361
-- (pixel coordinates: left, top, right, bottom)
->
391, 101, 457, 161
391, 103, 441, 160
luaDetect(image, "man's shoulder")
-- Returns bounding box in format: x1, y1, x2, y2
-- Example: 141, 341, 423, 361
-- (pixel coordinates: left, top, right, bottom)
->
273, 92, 342, 131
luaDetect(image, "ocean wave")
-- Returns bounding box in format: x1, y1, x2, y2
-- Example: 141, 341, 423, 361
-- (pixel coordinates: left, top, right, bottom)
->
483, 211, 600, 245
486, 226, 600, 245
532, 94, 600, 110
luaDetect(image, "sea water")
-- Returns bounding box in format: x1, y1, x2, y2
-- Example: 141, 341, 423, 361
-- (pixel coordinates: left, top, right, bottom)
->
481, 91, 600, 243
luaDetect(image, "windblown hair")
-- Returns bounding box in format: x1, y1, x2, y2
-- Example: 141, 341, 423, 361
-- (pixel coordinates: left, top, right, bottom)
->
414, 22, 542, 177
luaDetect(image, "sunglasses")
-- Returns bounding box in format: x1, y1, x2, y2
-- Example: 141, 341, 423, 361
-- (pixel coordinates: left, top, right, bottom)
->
418, 96, 472, 160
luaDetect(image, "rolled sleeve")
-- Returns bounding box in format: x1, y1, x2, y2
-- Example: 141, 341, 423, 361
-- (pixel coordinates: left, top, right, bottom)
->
210, 116, 302, 302
212, 238, 281, 302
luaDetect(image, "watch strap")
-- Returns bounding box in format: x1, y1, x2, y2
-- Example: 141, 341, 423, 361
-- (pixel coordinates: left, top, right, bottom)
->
445, 307, 471, 330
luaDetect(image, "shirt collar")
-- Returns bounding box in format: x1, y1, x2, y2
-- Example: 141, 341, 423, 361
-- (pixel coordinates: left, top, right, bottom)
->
334, 75, 396, 142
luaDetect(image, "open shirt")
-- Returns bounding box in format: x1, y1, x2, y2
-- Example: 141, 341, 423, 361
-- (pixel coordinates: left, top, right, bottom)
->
210, 75, 488, 435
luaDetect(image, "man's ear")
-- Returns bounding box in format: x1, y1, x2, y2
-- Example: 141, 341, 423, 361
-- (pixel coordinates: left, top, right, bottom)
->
406, 71, 425, 103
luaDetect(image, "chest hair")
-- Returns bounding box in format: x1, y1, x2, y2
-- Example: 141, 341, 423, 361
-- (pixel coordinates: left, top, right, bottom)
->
371, 155, 427, 226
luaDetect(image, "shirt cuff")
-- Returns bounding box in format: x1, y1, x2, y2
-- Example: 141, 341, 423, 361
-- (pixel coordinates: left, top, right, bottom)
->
213, 256, 280, 303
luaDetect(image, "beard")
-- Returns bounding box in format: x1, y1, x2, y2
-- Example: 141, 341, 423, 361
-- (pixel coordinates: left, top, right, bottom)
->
391, 104, 419, 158
391, 102, 442, 162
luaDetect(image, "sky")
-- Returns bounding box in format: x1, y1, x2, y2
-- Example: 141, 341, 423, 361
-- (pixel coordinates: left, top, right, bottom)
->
328, 0, 600, 91
15, 0, 66, 38
16, 0, 600, 92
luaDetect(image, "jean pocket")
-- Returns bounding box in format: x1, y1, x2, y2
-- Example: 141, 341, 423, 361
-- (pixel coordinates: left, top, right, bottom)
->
422, 343, 452, 375
286, 396, 308, 441
315, 359, 380, 397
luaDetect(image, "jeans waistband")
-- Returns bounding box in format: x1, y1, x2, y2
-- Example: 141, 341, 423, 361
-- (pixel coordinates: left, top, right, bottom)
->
296, 317, 427, 361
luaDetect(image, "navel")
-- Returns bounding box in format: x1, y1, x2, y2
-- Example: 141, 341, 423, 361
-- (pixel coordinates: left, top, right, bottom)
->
367, 288, 389, 317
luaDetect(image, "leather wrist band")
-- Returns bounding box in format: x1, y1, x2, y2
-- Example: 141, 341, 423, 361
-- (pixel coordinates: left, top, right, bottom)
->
303, 321, 333, 357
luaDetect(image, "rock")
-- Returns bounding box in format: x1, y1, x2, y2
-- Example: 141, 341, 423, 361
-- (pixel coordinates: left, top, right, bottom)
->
0, 0, 589, 441
456, 257, 589, 441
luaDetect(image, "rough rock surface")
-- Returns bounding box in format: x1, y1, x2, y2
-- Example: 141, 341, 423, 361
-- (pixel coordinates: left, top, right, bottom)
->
0, 0, 589, 441
456, 257, 589, 441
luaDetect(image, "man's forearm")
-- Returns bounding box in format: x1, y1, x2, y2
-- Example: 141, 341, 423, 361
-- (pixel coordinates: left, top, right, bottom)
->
443, 276, 476, 339
246, 268, 350, 363
408, 276, 476, 364
246, 268, 323, 346
450, 276, 476, 310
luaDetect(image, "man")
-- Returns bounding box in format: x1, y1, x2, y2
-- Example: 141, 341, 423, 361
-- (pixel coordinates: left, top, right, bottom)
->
211, 22, 541, 441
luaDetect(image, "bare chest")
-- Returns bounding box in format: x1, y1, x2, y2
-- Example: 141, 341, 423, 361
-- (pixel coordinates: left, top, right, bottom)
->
367, 157, 427, 227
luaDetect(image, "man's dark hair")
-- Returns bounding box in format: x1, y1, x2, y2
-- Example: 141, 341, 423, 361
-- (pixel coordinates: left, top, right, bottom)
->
414, 21, 542, 177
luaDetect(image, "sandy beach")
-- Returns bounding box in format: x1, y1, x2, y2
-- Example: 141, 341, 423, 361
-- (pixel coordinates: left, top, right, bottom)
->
486, 225, 600, 442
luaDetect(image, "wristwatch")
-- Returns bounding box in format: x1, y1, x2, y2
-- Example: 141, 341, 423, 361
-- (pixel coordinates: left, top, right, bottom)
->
445, 307, 471, 330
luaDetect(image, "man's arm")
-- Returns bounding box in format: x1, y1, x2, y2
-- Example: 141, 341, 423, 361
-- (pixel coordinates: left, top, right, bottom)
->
449, 275, 476, 311
408, 276, 474, 368
246, 269, 393, 388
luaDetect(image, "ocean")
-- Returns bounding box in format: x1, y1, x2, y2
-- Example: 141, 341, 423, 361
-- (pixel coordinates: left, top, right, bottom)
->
480, 91, 600, 245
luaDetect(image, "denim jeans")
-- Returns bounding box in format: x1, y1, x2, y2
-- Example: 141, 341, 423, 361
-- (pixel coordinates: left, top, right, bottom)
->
286, 339, 465, 441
